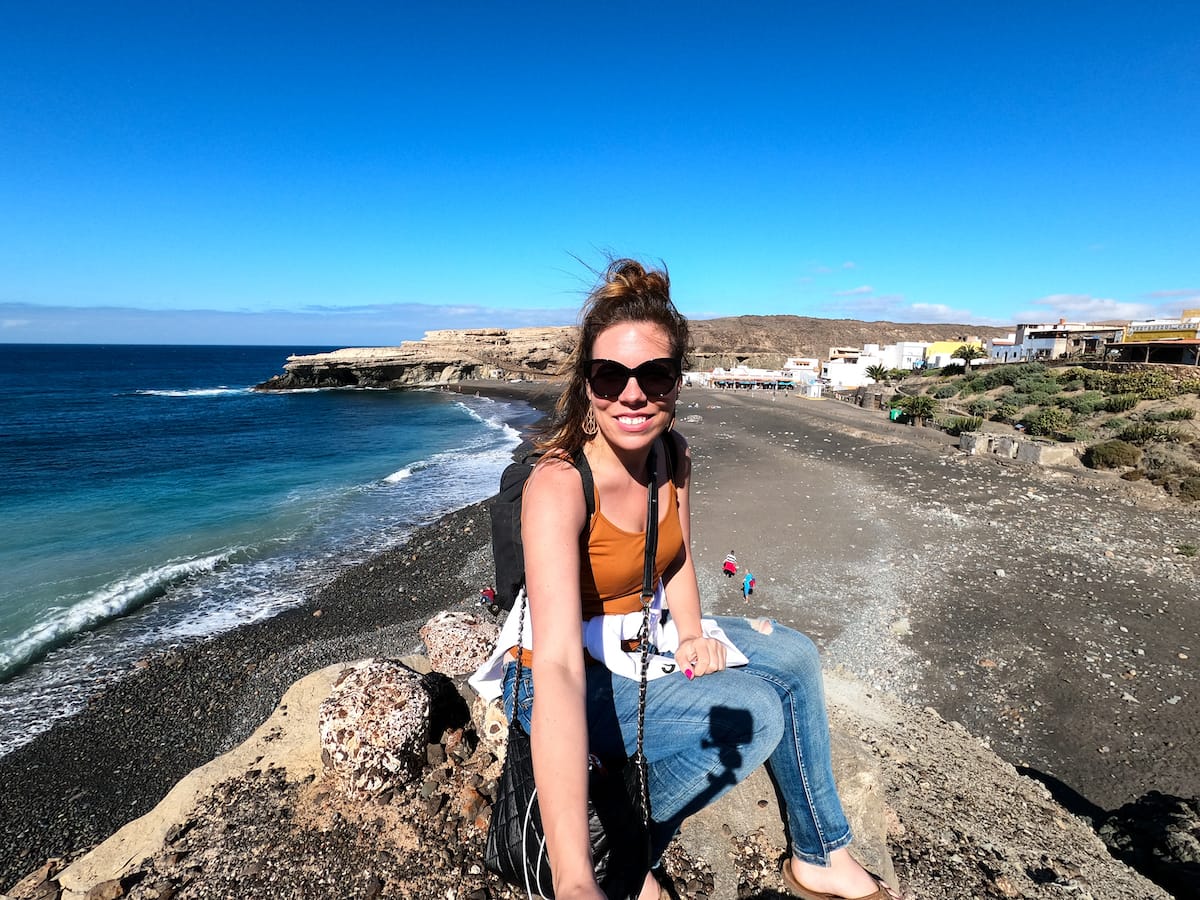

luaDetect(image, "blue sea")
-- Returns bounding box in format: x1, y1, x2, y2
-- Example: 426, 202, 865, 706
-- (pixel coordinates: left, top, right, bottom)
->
0, 345, 539, 757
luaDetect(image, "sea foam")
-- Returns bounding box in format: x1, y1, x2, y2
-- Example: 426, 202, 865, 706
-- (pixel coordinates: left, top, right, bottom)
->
0, 551, 231, 679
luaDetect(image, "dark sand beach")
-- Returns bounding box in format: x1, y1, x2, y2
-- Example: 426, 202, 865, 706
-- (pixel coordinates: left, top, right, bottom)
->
2, 382, 1197, 892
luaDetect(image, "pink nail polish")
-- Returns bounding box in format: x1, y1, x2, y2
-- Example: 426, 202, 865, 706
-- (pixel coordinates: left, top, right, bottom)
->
684, 668, 694, 680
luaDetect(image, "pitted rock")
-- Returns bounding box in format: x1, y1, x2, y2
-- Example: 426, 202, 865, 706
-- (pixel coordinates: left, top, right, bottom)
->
419, 611, 498, 675
318, 659, 432, 800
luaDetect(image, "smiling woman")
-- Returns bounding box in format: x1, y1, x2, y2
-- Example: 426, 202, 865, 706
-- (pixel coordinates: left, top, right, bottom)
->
473, 258, 900, 900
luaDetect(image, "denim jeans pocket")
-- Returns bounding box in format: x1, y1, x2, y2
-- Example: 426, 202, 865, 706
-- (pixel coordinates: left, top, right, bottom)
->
501, 663, 534, 728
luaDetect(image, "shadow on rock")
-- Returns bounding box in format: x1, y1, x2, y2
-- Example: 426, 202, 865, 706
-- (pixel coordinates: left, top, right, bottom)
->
1021, 768, 1199, 899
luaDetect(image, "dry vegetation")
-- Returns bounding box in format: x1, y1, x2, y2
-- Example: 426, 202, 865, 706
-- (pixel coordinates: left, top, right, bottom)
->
889, 361, 1200, 501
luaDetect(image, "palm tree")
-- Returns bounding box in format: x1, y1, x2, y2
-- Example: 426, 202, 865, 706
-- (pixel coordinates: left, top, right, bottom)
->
951, 344, 987, 372
865, 364, 889, 385
900, 394, 938, 426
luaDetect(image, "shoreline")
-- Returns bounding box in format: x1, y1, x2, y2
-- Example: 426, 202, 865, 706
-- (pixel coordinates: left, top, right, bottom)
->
4, 383, 1198, 890
0, 381, 556, 888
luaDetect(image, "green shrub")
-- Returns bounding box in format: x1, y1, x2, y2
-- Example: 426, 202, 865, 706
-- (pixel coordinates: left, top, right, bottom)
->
1023, 407, 1073, 437
1014, 375, 1060, 396
1057, 391, 1107, 415
1079, 369, 1111, 391
942, 415, 984, 436
933, 384, 959, 399
967, 398, 997, 417
994, 403, 1019, 422
1117, 423, 1181, 445
1027, 390, 1056, 407
1084, 440, 1141, 469
1100, 371, 1183, 400
1144, 407, 1196, 422
1054, 368, 1089, 391
1057, 427, 1095, 443
1104, 394, 1139, 413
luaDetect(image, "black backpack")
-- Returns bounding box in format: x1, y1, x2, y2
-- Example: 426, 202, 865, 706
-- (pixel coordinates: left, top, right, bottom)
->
485, 434, 680, 615
485, 449, 595, 614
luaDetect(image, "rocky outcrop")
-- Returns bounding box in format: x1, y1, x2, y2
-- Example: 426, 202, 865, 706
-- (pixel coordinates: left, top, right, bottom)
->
255, 327, 577, 390
31, 612, 1173, 900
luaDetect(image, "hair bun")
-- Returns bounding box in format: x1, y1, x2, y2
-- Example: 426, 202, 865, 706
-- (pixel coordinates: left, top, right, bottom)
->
606, 259, 670, 300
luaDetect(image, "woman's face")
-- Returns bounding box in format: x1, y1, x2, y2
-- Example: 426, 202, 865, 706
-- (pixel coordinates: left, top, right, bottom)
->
586, 321, 679, 456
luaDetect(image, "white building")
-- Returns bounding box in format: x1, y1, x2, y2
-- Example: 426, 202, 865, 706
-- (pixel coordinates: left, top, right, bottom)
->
862, 342, 930, 371
782, 356, 820, 377
1013, 320, 1124, 360
987, 333, 1018, 363
708, 364, 805, 390
821, 354, 884, 389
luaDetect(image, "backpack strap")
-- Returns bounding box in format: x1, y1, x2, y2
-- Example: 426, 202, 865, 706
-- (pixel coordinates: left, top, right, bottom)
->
660, 429, 683, 486
569, 448, 597, 522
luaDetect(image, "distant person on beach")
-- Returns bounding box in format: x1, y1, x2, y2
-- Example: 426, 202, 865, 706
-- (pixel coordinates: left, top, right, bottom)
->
478, 586, 497, 611
723, 551, 738, 577
472, 259, 896, 900
743, 571, 755, 599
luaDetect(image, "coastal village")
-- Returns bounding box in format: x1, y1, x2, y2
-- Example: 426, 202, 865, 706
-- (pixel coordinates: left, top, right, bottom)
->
697, 310, 1200, 393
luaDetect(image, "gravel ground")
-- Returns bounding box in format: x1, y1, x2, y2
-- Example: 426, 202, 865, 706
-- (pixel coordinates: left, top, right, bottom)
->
679, 388, 1198, 815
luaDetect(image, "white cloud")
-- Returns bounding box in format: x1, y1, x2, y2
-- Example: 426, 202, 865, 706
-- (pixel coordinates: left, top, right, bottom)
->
1145, 288, 1199, 298
842, 261, 857, 269
2, 318, 31, 329
833, 285, 874, 296
818, 291, 996, 325
1015, 294, 1157, 323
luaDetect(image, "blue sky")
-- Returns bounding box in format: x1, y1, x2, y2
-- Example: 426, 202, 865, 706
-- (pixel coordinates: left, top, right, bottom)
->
2, 2, 1197, 346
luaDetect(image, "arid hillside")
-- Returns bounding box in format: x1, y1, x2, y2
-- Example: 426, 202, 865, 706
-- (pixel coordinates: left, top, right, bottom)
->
687, 315, 1013, 368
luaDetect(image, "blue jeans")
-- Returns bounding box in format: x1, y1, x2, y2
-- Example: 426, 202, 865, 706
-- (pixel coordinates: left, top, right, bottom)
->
501, 616, 853, 866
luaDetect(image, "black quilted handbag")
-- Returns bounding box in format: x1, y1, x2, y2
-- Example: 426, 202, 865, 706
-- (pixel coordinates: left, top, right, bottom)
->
485, 447, 661, 899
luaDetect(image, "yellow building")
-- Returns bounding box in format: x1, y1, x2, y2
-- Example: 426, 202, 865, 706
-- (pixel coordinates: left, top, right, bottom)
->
924, 339, 983, 367
1123, 309, 1200, 342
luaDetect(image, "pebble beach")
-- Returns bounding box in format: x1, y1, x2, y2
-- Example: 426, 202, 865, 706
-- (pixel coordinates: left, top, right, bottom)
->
2, 381, 1197, 892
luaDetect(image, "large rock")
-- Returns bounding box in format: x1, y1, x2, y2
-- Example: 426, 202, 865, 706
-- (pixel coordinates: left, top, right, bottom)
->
318, 659, 432, 800
48, 650, 1171, 900
419, 611, 498, 676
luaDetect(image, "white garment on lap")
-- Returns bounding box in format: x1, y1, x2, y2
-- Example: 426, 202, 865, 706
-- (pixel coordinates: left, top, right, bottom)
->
468, 582, 747, 702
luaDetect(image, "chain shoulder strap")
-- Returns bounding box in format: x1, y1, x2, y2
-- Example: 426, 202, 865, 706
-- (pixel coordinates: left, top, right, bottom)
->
511, 440, 660, 822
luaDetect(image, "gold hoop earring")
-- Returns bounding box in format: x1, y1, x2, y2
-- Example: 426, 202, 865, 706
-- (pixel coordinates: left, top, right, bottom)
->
583, 406, 598, 436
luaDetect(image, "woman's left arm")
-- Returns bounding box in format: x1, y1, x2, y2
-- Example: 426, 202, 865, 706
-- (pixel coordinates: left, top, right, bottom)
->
662, 433, 727, 677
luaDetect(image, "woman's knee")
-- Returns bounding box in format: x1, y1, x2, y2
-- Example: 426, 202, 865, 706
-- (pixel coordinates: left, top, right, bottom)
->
707, 677, 784, 762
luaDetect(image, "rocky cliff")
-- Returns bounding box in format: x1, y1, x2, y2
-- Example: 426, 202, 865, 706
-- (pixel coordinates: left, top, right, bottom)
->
256, 327, 576, 389
255, 317, 1016, 389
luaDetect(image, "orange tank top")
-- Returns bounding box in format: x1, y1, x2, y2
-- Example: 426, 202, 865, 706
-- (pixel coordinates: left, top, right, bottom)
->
579, 479, 684, 617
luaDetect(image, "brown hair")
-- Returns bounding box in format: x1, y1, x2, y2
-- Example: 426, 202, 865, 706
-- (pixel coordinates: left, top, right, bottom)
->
537, 258, 690, 454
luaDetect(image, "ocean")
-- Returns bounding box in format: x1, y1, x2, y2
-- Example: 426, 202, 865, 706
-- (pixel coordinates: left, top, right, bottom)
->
0, 344, 538, 757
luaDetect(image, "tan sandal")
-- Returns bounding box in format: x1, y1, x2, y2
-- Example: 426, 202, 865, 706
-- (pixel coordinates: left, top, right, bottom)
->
780, 858, 900, 900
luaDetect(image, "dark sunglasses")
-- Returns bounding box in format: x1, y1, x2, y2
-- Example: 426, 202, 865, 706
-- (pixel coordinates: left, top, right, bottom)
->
586, 357, 681, 400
